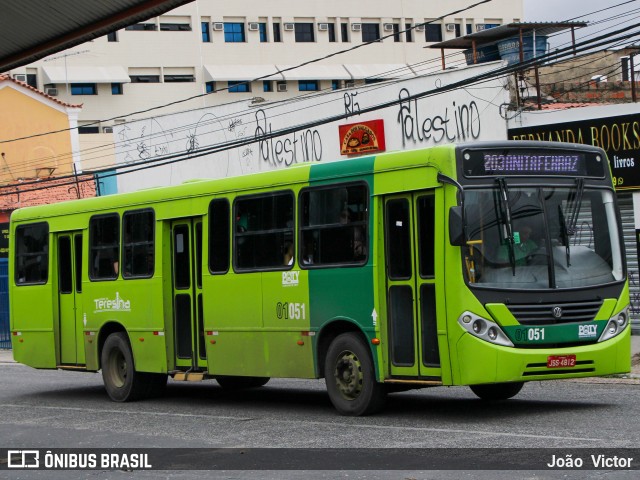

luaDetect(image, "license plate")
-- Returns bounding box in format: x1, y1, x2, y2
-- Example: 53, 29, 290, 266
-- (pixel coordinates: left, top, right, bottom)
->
547, 355, 576, 368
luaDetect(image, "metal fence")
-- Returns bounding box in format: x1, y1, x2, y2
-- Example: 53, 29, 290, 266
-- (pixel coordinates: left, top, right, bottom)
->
0, 259, 10, 349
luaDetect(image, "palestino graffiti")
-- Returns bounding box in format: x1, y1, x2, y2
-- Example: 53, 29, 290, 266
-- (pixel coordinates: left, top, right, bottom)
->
396, 88, 481, 148
254, 109, 323, 167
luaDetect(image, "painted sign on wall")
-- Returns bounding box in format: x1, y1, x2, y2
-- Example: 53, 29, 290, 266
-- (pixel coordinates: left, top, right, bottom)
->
114, 62, 508, 193
339, 119, 386, 155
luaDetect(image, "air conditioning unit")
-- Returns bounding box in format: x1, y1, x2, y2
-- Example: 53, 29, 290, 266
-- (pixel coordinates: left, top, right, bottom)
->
248, 22, 259, 31
476, 24, 486, 32
212, 22, 224, 31
277, 82, 287, 92
102, 126, 114, 134
284, 23, 295, 31
414, 23, 425, 32
13, 74, 27, 82
45, 88, 58, 96
345, 80, 355, 88
351, 23, 361, 32
318, 23, 329, 31
446, 23, 456, 32
383, 23, 394, 32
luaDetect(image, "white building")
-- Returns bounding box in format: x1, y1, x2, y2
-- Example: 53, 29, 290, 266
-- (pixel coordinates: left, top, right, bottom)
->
7, 0, 523, 170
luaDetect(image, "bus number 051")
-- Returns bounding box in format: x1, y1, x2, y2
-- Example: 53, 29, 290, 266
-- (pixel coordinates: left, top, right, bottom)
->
276, 302, 306, 320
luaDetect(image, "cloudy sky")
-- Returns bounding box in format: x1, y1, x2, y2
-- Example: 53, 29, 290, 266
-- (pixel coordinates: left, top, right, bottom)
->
523, 0, 639, 50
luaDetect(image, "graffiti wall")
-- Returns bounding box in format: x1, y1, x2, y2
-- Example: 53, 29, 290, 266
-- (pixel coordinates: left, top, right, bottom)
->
114, 62, 508, 192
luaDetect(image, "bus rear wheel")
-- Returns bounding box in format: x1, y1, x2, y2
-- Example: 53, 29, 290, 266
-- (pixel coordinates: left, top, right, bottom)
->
101, 332, 166, 401
469, 382, 524, 401
216, 376, 270, 390
324, 333, 387, 416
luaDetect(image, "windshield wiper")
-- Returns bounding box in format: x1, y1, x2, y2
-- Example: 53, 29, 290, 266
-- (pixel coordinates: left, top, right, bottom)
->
558, 205, 571, 266
560, 178, 585, 267
497, 177, 516, 276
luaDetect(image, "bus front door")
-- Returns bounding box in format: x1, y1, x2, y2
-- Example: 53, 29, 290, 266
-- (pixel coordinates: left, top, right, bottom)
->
384, 193, 441, 380
57, 233, 84, 365
171, 219, 207, 372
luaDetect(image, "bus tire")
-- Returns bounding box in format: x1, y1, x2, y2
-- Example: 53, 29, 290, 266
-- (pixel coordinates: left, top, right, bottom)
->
216, 376, 270, 390
324, 332, 387, 416
101, 332, 146, 402
469, 382, 524, 401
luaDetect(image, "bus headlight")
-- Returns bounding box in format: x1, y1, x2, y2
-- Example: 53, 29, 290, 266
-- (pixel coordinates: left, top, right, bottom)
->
458, 311, 514, 347
598, 306, 629, 343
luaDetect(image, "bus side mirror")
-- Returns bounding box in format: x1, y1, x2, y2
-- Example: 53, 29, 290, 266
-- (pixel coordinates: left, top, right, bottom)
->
449, 206, 466, 246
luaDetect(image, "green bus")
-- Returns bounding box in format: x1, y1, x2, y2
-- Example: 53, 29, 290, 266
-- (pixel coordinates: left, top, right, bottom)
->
9, 141, 631, 415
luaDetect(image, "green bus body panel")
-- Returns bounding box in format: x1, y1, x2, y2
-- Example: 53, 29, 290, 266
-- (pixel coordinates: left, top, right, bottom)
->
9, 142, 631, 389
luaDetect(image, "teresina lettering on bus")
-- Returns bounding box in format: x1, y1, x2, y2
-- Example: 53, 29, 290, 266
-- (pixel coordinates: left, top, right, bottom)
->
483, 154, 579, 173
93, 292, 131, 313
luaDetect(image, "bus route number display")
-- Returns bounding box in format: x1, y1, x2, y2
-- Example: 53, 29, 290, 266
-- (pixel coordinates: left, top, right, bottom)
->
463, 149, 605, 178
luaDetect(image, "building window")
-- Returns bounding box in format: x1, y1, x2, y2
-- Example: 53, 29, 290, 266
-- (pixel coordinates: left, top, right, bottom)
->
341, 23, 349, 42
455, 24, 461, 37
125, 23, 157, 31
202, 22, 211, 42
234, 192, 294, 270
160, 23, 191, 31
89, 214, 120, 280
224, 22, 245, 42
425, 24, 442, 42
263, 80, 272, 92
228, 81, 250, 92
298, 80, 319, 91
122, 209, 154, 279
466, 24, 473, 35
405, 23, 413, 42
331, 80, 341, 90
273, 23, 282, 42
361, 23, 380, 42
130, 75, 160, 83
111, 83, 123, 95
206, 81, 216, 93
70, 83, 97, 95
15, 223, 49, 285
294, 23, 314, 42
78, 125, 100, 134
164, 75, 195, 82
299, 183, 368, 267
107, 31, 118, 42
327, 23, 336, 42
393, 24, 401, 42
26, 74, 37, 88
259, 23, 268, 42
484, 23, 500, 29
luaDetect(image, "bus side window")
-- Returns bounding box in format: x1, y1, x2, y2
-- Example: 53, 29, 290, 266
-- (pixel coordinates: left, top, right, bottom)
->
15, 222, 49, 285
122, 209, 154, 279
300, 183, 368, 267
89, 213, 120, 281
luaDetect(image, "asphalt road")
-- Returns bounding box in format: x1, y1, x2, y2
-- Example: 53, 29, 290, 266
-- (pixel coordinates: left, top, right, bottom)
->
0, 361, 639, 479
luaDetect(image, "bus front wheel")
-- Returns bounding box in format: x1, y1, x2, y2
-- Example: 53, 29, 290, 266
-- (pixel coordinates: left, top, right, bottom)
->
324, 333, 387, 416
469, 382, 524, 401
101, 332, 166, 401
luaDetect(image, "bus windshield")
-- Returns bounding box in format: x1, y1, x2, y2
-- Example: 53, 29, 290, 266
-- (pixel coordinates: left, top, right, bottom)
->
463, 184, 624, 289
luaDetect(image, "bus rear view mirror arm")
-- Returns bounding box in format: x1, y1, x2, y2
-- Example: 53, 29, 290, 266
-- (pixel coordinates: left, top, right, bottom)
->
437, 172, 466, 246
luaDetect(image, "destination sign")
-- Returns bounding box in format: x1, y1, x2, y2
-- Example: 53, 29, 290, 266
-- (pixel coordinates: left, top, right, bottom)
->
463, 149, 606, 178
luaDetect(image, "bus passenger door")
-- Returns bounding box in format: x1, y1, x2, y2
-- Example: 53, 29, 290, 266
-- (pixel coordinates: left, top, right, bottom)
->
171, 219, 206, 371
384, 193, 441, 379
57, 232, 84, 365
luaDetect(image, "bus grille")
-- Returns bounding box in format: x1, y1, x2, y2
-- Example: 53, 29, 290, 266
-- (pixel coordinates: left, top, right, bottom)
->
507, 300, 603, 325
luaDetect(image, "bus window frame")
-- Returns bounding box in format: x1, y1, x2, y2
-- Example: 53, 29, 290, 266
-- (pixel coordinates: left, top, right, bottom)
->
208, 197, 231, 275
121, 208, 155, 280
88, 212, 121, 282
14, 222, 49, 286
298, 181, 369, 269
232, 190, 296, 273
